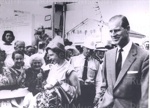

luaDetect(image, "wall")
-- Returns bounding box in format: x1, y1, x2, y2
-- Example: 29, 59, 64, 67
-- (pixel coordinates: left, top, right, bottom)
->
65, 0, 150, 45
0, 1, 52, 46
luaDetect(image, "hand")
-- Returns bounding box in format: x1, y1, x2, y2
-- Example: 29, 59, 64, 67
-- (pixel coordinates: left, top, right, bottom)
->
1, 77, 9, 84
79, 78, 85, 85
85, 79, 94, 85
37, 73, 43, 79
44, 84, 53, 90
4, 71, 11, 77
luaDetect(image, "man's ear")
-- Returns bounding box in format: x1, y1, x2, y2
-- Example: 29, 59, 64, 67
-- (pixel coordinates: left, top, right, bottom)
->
14, 47, 17, 50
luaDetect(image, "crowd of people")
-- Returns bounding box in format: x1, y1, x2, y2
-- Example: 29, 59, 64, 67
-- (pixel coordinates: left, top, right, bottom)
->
0, 15, 149, 108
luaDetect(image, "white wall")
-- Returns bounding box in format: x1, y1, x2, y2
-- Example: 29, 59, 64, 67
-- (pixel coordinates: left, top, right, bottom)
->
0, 0, 52, 46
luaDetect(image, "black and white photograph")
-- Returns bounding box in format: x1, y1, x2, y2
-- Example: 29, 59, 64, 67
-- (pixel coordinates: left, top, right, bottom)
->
0, 0, 149, 108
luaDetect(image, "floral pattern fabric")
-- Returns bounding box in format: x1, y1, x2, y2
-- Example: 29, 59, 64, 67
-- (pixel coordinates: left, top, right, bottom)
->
36, 89, 62, 108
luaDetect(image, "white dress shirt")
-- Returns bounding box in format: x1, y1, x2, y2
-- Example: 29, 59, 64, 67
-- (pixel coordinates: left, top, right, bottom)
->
116, 40, 132, 67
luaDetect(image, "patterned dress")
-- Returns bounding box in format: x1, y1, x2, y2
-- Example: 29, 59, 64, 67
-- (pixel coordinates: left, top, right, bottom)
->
9, 66, 26, 88
0, 67, 17, 108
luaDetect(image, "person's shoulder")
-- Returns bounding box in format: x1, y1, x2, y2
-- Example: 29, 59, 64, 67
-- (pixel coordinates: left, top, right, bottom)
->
25, 68, 32, 73
133, 43, 149, 56
70, 54, 83, 62
105, 47, 117, 55
72, 54, 82, 58
130, 43, 149, 62
66, 62, 76, 77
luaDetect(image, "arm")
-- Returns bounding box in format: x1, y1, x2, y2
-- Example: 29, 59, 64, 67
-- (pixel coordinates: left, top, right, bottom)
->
139, 54, 149, 108
94, 55, 107, 104
60, 71, 81, 100
68, 71, 81, 97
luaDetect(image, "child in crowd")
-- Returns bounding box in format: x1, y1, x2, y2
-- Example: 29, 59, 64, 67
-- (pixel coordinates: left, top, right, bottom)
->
0, 30, 15, 57
5, 41, 30, 68
25, 45, 37, 57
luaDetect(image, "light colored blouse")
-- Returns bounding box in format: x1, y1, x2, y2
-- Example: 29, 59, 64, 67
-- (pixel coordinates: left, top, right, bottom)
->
46, 60, 72, 86
0, 42, 14, 56
46, 60, 80, 100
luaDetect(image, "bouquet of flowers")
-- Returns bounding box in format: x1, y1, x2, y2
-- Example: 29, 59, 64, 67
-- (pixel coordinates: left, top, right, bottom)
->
36, 88, 62, 108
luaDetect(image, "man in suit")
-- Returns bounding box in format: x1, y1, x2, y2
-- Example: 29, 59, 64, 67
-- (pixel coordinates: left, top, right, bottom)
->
97, 15, 149, 108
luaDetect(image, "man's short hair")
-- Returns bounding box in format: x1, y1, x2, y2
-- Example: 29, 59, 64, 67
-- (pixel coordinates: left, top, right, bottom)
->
12, 50, 24, 60
109, 15, 130, 29
14, 41, 25, 47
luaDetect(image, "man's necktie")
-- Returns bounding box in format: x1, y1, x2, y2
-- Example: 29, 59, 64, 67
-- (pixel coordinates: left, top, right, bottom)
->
82, 58, 88, 81
116, 48, 123, 79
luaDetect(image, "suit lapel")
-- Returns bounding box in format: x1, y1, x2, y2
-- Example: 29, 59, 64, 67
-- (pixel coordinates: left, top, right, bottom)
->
114, 43, 137, 89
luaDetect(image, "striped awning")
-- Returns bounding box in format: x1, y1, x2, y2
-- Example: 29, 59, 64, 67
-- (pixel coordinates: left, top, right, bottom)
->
129, 30, 146, 38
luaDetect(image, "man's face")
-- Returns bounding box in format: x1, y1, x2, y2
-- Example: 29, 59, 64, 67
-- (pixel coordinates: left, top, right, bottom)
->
108, 19, 129, 47
15, 42, 25, 52
96, 50, 105, 59
83, 47, 92, 57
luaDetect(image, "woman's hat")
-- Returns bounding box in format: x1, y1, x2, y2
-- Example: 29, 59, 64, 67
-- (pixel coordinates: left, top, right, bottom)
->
46, 36, 65, 52
65, 45, 80, 55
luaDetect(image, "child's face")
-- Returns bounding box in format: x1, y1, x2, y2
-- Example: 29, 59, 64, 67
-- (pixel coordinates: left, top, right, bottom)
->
27, 47, 35, 56
5, 33, 13, 43
15, 42, 25, 53
31, 59, 42, 70
13, 53, 24, 68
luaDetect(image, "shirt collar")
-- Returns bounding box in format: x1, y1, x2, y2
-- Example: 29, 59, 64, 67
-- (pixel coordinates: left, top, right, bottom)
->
117, 40, 132, 52
81, 54, 90, 60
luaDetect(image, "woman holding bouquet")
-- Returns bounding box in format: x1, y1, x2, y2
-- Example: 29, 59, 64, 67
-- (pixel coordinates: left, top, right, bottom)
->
32, 41, 81, 108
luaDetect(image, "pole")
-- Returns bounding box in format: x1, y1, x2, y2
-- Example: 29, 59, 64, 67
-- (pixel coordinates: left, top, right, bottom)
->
62, 2, 66, 40
52, 2, 55, 38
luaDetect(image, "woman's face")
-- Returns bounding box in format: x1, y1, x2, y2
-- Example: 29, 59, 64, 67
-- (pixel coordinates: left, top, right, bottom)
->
47, 49, 59, 64
66, 50, 73, 58
31, 59, 43, 70
5, 33, 13, 43
13, 53, 24, 68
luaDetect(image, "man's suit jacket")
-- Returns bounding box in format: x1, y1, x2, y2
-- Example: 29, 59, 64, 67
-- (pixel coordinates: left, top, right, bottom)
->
100, 43, 149, 108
